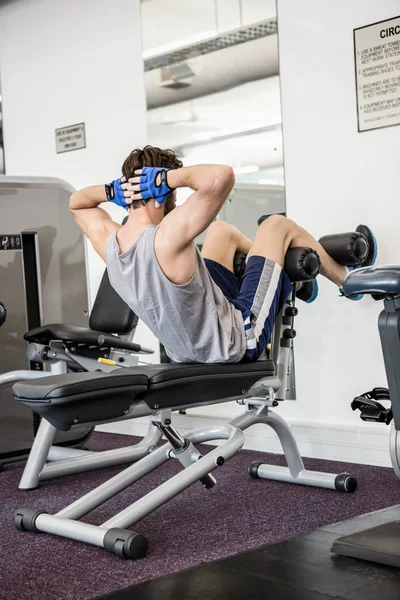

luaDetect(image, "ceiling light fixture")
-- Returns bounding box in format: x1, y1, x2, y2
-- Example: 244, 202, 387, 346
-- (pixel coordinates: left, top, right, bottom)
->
234, 165, 260, 175
192, 122, 282, 142
258, 178, 281, 185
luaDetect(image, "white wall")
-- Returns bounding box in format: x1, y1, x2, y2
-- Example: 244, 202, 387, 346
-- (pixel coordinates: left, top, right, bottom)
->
277, 0, 400, 421
0, 0, 160, 358
0, 0, 144, 301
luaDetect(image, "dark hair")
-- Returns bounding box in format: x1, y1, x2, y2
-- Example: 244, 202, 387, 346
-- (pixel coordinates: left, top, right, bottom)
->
122, 145, 183, 215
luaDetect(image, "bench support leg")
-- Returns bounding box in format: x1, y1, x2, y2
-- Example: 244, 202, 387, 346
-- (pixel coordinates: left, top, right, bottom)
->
41, 419, 163, 481
19, 419, 57, 490
14, 424, 244, 558
236, 408, 357, 493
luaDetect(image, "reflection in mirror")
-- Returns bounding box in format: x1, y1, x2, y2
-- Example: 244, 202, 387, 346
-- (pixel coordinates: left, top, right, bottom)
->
141, 0, 284, 224
141, 0, 295, 398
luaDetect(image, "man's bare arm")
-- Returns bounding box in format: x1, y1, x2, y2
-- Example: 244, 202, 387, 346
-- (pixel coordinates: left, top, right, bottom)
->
69, 186, 119, 261
126, 164, 235, 250
160, 164, 235, 249
123, 164, 234, 285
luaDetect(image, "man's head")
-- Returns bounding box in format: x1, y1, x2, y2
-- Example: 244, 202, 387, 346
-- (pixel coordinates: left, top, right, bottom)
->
122, 145, 183, 215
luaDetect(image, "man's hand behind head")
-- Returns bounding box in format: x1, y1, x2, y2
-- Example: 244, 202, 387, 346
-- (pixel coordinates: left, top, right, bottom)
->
105, 177, 131, 211
121, 145, 183, 215
124, 167, 174, 208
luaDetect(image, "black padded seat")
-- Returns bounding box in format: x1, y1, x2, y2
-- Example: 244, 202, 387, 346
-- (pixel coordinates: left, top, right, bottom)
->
140, 361, 275, 409
13, 361, 275, 430
24, 324, 110, 345
343, 266, 400, 296
13, 370, 148, 431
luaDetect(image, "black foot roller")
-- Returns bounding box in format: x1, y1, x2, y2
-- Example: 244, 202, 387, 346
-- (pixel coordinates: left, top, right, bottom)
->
248, 461, 262, 478
103, 528, 149, 559
14, 507, 47, 532
335, 473, 357, 493
332, 521, 400, 567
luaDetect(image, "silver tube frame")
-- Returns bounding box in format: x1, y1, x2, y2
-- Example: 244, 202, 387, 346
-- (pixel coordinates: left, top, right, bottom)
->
19, 416, 163, 489
16, 404, 354, 557
28, 424, 244, 553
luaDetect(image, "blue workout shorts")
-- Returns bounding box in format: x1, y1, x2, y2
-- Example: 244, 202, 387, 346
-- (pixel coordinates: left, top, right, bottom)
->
204, 256, 293, 361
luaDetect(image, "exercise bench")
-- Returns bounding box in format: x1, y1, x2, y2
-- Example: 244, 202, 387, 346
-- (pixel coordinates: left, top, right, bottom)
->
11, 245, 360, 559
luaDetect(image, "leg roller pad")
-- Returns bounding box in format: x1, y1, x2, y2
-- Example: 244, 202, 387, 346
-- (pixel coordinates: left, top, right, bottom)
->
319, 232, 368, 266
103, 528, 149, 559
284, 247, 321, 282
14, 507, 47, 532
234, 248, 320, 282
335, 473, 358, 493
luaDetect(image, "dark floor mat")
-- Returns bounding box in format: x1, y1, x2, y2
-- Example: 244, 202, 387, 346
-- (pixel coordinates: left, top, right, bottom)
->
1, 432, 399, 600
98, 505, 400, 600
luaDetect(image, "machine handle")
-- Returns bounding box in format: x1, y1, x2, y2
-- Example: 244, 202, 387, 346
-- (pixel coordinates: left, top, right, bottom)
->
97, 334, 154, 354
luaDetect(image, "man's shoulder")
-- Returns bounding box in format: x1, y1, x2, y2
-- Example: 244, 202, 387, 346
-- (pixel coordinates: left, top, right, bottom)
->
116, 223, 156, 255
87, 216, 119, 238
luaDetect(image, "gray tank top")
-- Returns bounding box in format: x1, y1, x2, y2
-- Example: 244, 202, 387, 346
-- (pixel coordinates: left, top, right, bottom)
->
105, 225, 245, 363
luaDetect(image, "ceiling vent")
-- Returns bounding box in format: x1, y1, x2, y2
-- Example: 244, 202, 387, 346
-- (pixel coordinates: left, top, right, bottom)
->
144, 18, 277, 72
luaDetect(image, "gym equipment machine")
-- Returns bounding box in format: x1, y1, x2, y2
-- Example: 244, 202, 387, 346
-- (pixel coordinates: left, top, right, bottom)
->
0, 177, 91, 468
331, 265, 400, 567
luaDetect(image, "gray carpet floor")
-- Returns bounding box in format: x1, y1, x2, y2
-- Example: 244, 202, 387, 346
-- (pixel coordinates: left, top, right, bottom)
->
1, 432, 400, 600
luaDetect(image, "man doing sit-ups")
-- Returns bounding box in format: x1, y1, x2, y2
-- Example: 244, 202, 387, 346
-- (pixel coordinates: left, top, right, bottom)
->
70, 145, 377, 364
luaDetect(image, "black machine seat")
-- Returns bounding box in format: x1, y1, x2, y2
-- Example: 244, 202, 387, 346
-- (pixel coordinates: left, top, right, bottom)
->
343, 266, 400, 297
25, 324, 109, 345
13, 361, 276, 431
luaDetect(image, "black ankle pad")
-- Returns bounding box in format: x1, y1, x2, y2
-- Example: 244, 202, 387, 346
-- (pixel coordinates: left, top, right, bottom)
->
284, 247, 320, 282
319, 232, 368, 266
234, 252, 247, 279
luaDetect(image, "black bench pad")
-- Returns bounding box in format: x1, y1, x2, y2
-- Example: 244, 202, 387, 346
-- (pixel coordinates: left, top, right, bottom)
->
13, 361, 275, 430
343, 266, 400, 296
13, 371, 148, 431
140, 362, 275, 409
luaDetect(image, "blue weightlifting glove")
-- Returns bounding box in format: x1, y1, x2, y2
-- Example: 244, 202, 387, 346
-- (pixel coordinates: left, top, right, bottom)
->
105, 177, 129, 210
139, 167, 174, 206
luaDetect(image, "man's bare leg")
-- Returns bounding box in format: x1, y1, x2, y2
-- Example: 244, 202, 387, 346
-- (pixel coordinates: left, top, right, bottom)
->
201, 221, 252, 272
249, 215, 347, 287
